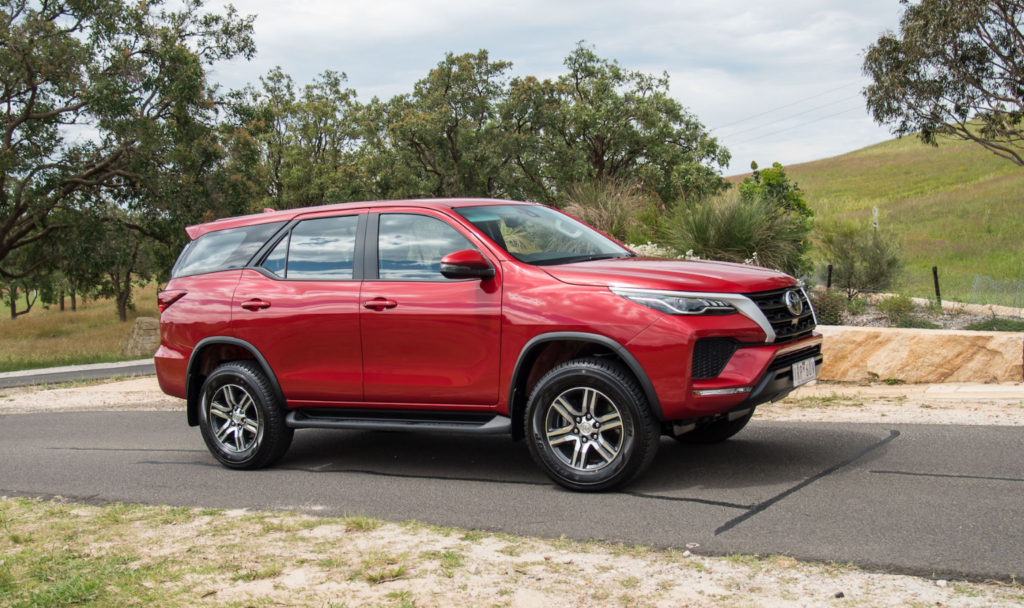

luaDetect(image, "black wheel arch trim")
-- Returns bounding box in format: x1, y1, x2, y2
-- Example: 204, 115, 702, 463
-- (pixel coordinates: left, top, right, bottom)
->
508, 332, 665, 437
185, 337, 286, 427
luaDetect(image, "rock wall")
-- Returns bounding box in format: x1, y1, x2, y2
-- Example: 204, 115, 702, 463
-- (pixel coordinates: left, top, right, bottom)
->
817, 326, 1024, 383
121, 317, 161, 358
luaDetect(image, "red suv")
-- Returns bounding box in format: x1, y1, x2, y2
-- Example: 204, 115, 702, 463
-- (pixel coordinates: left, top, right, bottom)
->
156, 199, 821, 491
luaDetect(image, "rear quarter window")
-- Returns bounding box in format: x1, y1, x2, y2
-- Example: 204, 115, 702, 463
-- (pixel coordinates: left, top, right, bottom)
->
172, 222, 285, 279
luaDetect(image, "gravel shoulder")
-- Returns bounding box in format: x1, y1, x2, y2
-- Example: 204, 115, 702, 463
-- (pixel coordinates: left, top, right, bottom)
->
3, 497, 1022, 608
760, 381, 1024, 426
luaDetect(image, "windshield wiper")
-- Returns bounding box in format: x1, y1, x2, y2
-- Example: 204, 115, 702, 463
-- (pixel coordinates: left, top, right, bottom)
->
560, 253, 630, 265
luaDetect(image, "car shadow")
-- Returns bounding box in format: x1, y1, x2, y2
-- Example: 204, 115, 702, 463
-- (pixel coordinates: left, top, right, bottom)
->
280, 421, 895, 498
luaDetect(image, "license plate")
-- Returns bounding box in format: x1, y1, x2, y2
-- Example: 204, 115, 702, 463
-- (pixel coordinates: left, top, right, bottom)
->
792, 357, 817, 387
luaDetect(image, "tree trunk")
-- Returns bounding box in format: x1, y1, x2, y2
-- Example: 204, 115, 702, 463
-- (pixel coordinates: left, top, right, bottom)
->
59, 290, 65, 311
70, 287, 77, 311
9, 290, 15, 320
117, 294, 128, 322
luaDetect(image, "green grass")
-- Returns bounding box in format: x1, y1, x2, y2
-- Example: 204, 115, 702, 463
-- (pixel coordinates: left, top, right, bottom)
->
732, 134, 1024, 305
0, 284, 159, 373
964, 318, 1024, 331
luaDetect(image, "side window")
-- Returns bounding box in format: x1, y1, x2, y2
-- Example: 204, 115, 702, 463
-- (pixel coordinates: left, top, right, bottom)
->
261, 234, 288, 277
173, 222, 284, 278
283, 215, 359, 280
378, 214, 474, 281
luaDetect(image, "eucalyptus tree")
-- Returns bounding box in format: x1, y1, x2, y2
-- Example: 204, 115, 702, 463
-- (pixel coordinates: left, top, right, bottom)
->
864, 0, 1024, 165
0, 0, 256, 277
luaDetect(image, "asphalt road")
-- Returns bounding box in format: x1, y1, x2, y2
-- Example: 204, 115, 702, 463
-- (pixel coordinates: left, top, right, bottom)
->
1, 412, 1021, 581
0, 362, 155, 389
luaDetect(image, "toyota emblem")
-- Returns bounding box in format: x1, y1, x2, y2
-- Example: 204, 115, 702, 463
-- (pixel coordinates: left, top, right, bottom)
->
784, 289, 804, 316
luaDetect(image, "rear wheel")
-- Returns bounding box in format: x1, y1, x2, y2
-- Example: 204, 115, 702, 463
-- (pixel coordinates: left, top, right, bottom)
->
198, 360, 293, 470
672, 410, 754, 445
525, 357, 660, 492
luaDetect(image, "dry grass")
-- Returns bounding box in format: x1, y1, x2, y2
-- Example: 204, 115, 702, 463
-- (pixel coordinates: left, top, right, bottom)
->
0, 284, 159, 372
2, 497, 1022, 608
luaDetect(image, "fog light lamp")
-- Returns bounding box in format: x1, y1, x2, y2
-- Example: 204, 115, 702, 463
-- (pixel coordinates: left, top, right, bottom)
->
693, 387, 752, 396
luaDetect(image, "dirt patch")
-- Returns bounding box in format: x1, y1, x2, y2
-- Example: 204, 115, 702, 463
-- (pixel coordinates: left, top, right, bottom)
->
2, 497, 1022, 607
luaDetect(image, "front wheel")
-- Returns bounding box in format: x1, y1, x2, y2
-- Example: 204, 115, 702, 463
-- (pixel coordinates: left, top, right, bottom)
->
198, 360, 293, 470
525, 357, 660, 492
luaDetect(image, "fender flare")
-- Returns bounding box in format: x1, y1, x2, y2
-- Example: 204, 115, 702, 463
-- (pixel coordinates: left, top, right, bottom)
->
507, 332, 665, 430
185, 337, 286, 427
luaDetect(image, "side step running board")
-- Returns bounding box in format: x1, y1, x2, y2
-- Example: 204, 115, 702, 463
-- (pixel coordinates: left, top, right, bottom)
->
285, 409, 511, 435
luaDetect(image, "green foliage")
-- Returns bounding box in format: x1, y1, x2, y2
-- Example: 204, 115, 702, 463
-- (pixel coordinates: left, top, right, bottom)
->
0, 0, 256, 277
816, 220, 903, 299
964, 318, 1024, 332
877, 294, 917, 327
895, 316, 942, 329
660, 191, 810, 276
810, 290, 846, 326
508, 43, 730, 204
562, 180, 658, 243
863, 0, 1024, 166
739, 161, 812, 217
845, 296, 868, 316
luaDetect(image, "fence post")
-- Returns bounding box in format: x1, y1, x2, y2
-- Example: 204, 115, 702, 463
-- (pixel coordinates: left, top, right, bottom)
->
932, 266, 942, 306
826, 264, 833, 290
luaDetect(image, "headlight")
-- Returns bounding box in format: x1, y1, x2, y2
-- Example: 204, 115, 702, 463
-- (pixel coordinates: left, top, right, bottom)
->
612, 289, 737, 315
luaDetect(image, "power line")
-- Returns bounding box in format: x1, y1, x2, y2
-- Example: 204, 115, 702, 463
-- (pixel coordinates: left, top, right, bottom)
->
711, 78, 867, 131
733, 106, 865, 145
720, 94, 863, 138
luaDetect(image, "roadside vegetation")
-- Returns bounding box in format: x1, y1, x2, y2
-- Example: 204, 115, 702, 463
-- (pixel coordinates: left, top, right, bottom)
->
0, 285, 158, 373
2, 497, 1021, 607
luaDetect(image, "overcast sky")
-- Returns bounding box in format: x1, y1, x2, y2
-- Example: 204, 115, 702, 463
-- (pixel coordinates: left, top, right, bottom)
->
209, 0, 904, 174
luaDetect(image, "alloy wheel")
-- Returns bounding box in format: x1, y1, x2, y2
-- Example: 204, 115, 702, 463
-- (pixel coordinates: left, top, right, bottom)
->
206, 383, 261, 453
544, 387, 624, 471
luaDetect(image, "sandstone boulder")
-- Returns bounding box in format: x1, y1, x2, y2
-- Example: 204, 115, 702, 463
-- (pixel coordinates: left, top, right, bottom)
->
817, 326, 1023, 384
121, 317, 161, 358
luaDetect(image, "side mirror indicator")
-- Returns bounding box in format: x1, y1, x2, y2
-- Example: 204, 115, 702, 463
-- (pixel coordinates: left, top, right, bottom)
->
440, 249, 495, 280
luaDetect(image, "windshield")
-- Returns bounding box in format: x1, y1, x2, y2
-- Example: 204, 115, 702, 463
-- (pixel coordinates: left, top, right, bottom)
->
455, 205, 632, 266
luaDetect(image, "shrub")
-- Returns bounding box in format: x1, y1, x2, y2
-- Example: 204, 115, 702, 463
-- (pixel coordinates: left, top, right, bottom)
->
660, 190, 811, 276
810, 289, 845, 325
738, 161, 812, 218
877, 294, 916, 327
964, 318, 1024, 332
845, 295, 868, 316
816, 220, 902, 299
563, 180, 658, 243
895, 316, 942, 329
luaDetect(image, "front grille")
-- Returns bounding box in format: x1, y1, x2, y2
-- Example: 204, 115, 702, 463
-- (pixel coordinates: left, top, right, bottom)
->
747, 288, 816, 343
692, 338, 739, 379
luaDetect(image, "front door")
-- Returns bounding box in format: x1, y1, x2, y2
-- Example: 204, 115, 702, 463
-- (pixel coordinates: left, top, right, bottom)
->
232, 211, 365, 403
360, 210, 502, 406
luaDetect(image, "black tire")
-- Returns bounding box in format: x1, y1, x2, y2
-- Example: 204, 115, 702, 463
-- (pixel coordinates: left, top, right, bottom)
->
672, 410, 754, 445
198, 360, 293, 470
524, 357, 660, 492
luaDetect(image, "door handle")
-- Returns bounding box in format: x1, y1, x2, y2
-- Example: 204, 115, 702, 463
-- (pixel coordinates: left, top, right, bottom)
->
363, 298, 398, 311
240, 299, 271, 311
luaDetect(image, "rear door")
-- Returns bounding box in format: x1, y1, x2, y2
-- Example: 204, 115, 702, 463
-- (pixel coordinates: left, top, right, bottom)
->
232, 210, 366, 403
360, 209, 502, 406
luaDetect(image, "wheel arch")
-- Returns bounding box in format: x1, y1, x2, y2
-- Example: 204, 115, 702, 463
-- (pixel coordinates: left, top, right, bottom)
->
508, 332, 664, 440
185, 337, 286, 427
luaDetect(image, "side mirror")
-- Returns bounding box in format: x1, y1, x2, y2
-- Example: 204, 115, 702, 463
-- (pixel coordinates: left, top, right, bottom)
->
440, 249, 495, 280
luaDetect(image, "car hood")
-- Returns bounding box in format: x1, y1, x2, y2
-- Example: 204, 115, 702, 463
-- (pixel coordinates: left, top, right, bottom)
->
541, 257, 796, 294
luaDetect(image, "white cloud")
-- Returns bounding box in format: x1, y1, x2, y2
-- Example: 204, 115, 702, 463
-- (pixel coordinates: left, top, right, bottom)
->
212, 0, 904, 171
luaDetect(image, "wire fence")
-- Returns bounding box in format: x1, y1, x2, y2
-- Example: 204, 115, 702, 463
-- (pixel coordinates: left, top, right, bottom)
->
815, 263, 1024, 319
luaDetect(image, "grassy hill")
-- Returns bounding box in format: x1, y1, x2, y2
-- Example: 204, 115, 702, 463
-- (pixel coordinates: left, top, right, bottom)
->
733, 135, 1024, 305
